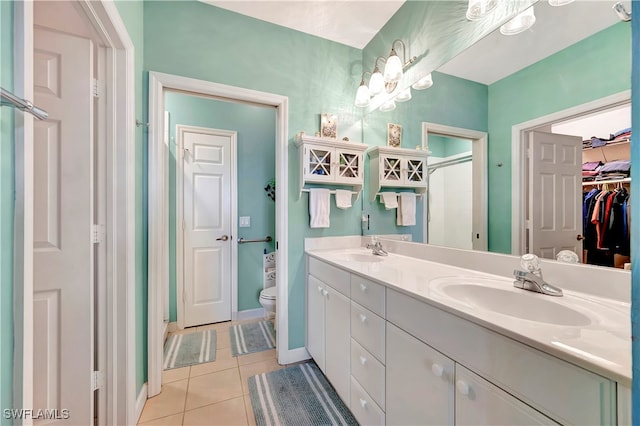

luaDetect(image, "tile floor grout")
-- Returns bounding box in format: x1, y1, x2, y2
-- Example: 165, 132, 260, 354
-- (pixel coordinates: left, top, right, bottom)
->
138, 319, 286, 426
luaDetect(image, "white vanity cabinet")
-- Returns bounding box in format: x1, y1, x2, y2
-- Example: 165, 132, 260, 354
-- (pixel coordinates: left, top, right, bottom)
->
368, 146, 429, 201
296, 135, 367, 197
306, 258, 351, 405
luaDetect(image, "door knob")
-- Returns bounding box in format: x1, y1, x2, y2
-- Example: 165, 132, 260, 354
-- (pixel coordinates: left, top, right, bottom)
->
216, 235, 229, 241
576, 235, 585, 241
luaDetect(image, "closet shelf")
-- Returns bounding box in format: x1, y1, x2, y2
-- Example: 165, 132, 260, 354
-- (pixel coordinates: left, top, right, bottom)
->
582, 177, 631, 186
582, 137, 630, 150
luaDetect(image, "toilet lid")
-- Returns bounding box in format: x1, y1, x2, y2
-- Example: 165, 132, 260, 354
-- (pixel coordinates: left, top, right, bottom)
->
261, 287, 277, 300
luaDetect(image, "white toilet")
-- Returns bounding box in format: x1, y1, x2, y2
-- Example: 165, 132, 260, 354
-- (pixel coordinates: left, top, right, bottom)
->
259, 286, 277, 320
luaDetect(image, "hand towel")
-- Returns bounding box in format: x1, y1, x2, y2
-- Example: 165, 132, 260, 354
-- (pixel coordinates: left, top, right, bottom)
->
309, 188, 330, 228
380, 192, 398, 210
335, 189, 352, 209
397, 193, 417, 226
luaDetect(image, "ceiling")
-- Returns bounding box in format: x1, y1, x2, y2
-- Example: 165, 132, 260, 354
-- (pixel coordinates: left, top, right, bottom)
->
202, 0, 405, 49
201, 0, 630, 84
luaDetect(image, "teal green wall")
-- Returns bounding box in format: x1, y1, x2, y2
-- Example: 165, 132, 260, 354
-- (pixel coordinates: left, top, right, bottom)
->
362, 71, 488, 242
0, 1, 14, 422
630, 1, 638, 419
165, 91, 276, 320
144, 1, 363, 349
488, 22, 631, 253
114, 0, 147, 394
428, 135, 472, 158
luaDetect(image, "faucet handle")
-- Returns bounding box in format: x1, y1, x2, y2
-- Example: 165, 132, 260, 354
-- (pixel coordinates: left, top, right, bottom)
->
520, 254, 542, 277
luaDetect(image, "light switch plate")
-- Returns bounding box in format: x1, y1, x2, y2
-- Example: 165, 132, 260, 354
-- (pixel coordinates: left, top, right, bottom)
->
239, 216, 251, 227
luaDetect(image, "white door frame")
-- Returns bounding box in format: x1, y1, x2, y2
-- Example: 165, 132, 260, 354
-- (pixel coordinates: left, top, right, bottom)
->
147, 71, 289, 397
13, 1, 136, 424
421, 122, 488, 250
510, 90, 631, 255
176, 125, 238, 329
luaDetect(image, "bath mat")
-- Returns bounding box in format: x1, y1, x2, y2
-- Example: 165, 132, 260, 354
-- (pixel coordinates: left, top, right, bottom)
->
163, 329, 216, 370
248, 362, 357, 426
230, 320, 276, 356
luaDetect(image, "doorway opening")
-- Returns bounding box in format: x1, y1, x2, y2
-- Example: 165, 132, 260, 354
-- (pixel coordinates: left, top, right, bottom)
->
511, 90, 631, 269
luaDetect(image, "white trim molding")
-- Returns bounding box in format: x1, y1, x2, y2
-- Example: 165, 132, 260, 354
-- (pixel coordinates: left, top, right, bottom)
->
422, 122, 488, 251
175, 124, 238, 328
135, 383, 148, 424
510, 91, 631, 255
147, 71, 289, 398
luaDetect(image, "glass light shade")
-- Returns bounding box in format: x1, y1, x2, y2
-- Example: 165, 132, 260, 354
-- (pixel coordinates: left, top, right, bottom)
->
500, 6, 536, 35
412, 73, 433, 90
548, 0, 574, 6
395, 87, 412, 102
369, 71, 385, 95
354, 83, 371, 108
466, 0, 499, 20
379, 99, 396, 112
383, 53, 403, 83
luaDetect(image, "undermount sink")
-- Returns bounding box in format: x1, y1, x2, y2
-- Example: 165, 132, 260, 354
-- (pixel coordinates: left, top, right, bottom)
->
431, 277, 592, 327
342, 253, 386, 263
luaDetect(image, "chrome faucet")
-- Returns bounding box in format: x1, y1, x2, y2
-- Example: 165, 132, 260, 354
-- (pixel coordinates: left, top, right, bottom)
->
513, 254, 563, 297
366, 238, 388, 256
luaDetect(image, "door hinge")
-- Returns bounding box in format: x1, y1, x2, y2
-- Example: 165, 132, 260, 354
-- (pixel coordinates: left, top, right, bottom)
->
91, 371, 104, 391
92, 78, 103, 98
92, 224, 105, 244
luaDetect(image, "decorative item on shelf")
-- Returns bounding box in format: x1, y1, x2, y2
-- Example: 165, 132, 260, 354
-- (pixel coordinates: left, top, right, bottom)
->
320, 113, 337, 139
264, 179, 276, 202
342, 137, 349, 142
387, 123, 402, 148
314, 131, 321, 137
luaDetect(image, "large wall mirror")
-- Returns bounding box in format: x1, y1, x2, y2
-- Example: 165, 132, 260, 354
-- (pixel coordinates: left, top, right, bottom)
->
361, 0, 631, 271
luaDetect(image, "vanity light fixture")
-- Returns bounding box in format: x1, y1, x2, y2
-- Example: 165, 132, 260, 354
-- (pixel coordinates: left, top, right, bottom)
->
369, 57, 386, 96
466, 0, 499, 20
354, 72, 372, 108
612, 2, 631, 22
500, 6, 536, 35
379, 99, 396, 112
412, 73, 434, 90
383, 39, 416, 87
548, 0, 574, 6
395, 87, 412, 102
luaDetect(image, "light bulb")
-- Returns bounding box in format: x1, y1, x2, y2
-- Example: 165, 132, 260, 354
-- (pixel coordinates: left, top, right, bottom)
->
412, 73, 433, 90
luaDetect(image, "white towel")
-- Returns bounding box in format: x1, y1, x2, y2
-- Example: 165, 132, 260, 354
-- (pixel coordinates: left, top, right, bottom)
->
380, 192, 398, 210
309, 188, 330, 228
397, 193, 417, 226
335, 189, 352, 209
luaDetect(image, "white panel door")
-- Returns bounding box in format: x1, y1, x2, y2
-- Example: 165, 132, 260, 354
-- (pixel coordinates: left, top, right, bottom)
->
529, 131, 582, 259
33, 27, 94, 424
182, 128, 233, 327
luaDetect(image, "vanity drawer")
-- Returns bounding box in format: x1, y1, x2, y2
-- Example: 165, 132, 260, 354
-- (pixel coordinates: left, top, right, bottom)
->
351, 274, 386, 318
351, 339, 385, 410
351, 302, 385, 363
387, 289, 616, 425
308, 257, 350, 297
350, 377, 385, 426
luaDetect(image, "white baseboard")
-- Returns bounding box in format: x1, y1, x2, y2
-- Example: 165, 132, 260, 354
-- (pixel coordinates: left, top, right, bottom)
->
233, 308, 265, 321
167, 322, 178, 333
135, 383, 148, 424
278, 347, 310, 365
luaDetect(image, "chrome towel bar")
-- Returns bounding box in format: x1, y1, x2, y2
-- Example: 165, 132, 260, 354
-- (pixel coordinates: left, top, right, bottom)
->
238, 236, 272, 244
0, 87, 48, 120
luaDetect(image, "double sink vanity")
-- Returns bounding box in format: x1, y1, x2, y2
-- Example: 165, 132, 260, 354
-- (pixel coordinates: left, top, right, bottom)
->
304, 236, 631, 425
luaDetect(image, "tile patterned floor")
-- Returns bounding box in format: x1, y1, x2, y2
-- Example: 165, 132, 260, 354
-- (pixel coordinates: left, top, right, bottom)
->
138, 320, 291, 426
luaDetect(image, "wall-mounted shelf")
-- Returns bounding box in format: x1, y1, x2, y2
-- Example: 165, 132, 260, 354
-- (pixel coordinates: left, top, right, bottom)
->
295, 134, 368, 199
368, 146, 430, 201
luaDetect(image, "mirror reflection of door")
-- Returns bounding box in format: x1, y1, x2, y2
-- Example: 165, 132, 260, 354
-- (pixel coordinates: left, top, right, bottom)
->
426, 135, 473, 250
526, 103, 631, 269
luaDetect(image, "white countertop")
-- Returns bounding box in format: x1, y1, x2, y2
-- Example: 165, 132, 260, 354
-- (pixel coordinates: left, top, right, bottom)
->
306, 247, 631, 387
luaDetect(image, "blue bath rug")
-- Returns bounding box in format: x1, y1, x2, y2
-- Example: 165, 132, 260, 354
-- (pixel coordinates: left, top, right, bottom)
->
230, 320, 276, 356
163, 329, 216, 370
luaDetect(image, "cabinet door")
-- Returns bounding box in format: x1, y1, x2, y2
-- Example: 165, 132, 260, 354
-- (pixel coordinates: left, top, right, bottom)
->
386, 323, 455, 425
303, 144, 334, 181
405, 156, 426, 184
455, 365, 557, 425
325, 285, 351, 405
335, 148, 363, 183
380, 155, 403, 184
306, 276, 326, 371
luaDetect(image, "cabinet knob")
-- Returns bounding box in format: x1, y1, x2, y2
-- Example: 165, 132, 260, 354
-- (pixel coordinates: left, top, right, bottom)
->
359, 356, 367, 366
456, 380, 470, 396
322, 289, 328, 297
359, 398, 368, 409
317, 286, 323, 293
431, 363, 444, 378
359, 283, 368, 293
359, 314, 367, 323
